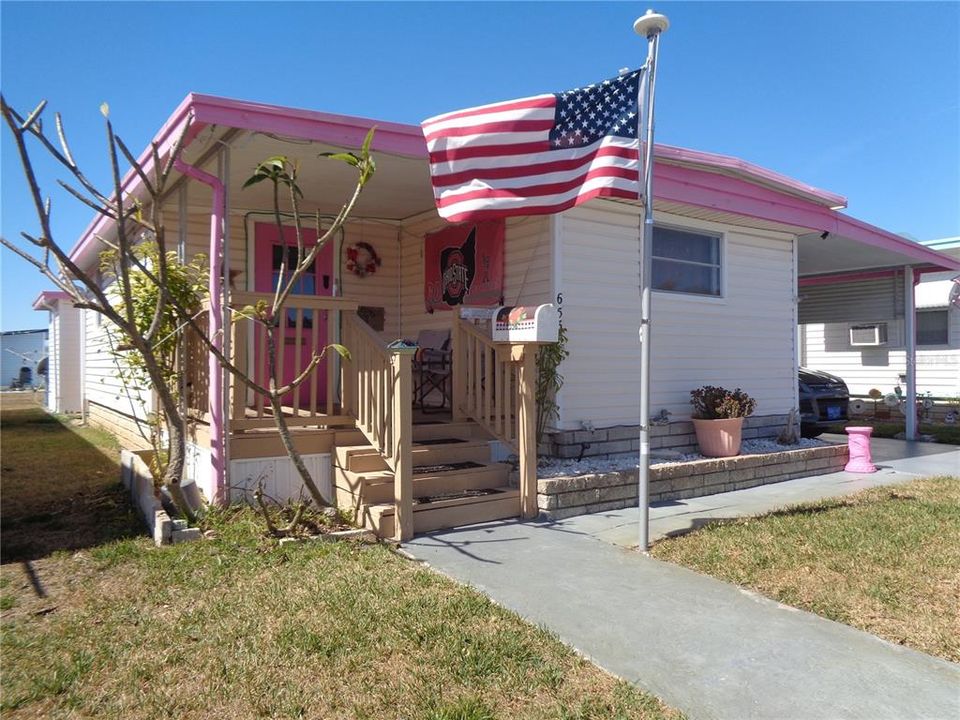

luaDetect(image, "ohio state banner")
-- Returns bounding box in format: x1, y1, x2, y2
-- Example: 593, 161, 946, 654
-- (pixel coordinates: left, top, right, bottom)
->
424, 220, 504, 312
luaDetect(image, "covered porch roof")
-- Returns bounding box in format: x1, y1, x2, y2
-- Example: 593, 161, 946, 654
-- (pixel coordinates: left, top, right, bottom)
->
66, 93, 960, 280
32, 290, 72, 311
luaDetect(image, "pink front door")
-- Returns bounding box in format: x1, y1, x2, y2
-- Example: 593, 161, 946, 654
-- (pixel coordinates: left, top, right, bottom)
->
254, 222, 334, 409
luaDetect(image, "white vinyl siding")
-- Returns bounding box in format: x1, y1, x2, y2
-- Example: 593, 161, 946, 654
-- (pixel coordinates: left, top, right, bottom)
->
83, 305, 153, 449
557, 202, 797, 429
801, 310, 960, 398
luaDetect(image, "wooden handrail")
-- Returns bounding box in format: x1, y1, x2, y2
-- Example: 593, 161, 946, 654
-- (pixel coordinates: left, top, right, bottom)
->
342, 313, 414, 541
452, 312, 539, 519
453, 316, 520, 453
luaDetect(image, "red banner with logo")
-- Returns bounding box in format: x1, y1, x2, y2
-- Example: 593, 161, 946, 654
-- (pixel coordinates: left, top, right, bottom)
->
424, 220, 504, 312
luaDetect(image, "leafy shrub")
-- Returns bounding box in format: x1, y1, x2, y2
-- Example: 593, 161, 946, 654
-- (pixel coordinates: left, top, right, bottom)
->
690, 385, 756, 419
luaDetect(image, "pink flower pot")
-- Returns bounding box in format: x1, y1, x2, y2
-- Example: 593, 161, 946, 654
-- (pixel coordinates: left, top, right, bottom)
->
692, 417, 744, 458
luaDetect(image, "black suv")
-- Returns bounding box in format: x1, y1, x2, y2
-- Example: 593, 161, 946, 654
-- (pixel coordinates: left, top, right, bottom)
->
799, 368, 850, 437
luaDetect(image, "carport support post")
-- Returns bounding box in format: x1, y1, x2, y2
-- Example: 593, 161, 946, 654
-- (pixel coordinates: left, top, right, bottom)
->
903, 266, 917, 440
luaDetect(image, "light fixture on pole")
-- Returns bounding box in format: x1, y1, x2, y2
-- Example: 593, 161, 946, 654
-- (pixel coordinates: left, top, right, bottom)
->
635, 9, 668, 552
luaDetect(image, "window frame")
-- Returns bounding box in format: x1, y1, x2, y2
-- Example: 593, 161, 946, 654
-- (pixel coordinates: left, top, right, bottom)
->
650, 223, 726, 300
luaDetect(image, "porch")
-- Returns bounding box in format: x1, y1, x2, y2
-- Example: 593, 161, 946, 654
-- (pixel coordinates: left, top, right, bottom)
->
183, 291, 542, 541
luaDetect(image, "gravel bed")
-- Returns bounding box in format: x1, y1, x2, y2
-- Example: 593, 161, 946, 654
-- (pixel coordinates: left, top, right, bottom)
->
537, 437, 830, 479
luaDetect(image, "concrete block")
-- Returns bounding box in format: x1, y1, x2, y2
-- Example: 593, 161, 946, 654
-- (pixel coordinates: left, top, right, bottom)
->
153, 512, 172, 546
171, 527, 201, 544
606, 426, 638, 441
597, 440, 633, 455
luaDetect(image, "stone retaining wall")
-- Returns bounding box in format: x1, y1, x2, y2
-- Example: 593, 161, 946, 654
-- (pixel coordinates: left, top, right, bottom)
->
543, 414, 789, 459
537, 443, 849, 520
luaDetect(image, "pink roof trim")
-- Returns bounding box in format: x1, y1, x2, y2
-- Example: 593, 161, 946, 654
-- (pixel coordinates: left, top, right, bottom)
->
32, 291, 72, 311
653, 143, 847, 209
66, 93, 959, 274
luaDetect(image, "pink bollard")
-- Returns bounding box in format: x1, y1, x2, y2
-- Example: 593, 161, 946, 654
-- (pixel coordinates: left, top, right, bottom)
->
844, 426, 878, 473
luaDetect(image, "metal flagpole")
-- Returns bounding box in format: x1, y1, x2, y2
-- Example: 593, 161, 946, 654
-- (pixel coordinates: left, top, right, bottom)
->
635, 9, 669, 552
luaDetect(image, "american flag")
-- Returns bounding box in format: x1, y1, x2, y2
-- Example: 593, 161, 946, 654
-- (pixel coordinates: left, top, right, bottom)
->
422, 69, 644, 223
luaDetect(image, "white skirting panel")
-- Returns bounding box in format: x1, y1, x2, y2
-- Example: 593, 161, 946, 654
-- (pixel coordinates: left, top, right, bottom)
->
185, 441, 214, 502
229, 453, 332, 505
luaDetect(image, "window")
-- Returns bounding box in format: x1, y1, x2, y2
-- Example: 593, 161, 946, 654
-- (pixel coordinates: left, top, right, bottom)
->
652, 225, 722, 297
917, 310, 948, 346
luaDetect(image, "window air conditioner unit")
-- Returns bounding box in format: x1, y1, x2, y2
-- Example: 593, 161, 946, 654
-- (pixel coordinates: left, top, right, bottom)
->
849, 323, 888, 347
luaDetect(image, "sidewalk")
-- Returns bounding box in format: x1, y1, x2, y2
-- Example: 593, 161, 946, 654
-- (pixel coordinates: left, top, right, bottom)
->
405, 438, 960, 720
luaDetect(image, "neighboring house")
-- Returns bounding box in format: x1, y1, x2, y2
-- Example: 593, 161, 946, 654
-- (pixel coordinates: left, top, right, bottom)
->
0, 328, 47, 390
32, 94, 960, 538
799, 237, 960, 399
31, 293, 82, 413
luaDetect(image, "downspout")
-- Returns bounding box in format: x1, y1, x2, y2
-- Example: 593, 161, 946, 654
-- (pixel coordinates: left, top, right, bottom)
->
174, 158, 226, 504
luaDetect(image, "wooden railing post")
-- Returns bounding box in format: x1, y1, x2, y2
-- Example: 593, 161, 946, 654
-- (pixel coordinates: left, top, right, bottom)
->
514, 344, 538, 519
451, 311, 466, 421
391, 348, 415, 541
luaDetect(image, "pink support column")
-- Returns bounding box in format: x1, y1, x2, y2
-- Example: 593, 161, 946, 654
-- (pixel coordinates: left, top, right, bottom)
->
844, 426, 877, 473
174, 159, 226, 504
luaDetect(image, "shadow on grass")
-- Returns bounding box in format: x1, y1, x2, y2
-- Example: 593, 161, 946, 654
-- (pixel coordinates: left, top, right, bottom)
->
0, 401, 143, 564
656, 492, 921, 543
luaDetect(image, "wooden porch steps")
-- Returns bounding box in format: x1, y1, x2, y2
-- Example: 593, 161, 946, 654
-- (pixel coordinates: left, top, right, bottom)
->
363, 487, 520, 538
334, 419, 518, 539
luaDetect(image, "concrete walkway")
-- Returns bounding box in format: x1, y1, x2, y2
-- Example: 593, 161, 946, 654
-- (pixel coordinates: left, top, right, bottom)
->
406, 439, 960, 720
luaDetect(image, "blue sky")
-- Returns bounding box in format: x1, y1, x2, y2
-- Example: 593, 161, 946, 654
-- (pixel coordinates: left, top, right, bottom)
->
2, 1, 958, 331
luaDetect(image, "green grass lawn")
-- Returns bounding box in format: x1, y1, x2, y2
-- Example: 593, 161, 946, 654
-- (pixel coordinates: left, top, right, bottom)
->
0, 394, 680, 720
651, 476, 960, 662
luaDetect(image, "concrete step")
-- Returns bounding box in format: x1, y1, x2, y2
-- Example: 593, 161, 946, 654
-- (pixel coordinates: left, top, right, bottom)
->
364, 486, 520, 538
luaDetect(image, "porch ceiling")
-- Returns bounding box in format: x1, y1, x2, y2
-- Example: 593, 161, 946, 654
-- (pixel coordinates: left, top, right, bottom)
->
225, 132, 437, 221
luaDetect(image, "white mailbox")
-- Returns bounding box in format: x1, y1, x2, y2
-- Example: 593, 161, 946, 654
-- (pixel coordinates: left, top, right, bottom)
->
492, 304, 559, 343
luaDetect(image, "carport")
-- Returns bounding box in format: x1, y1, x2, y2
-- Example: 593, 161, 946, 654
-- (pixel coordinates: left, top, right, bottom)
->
796, 227, 960, 439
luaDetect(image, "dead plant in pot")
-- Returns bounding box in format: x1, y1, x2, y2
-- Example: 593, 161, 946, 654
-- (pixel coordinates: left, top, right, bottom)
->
689, 385, 756, 457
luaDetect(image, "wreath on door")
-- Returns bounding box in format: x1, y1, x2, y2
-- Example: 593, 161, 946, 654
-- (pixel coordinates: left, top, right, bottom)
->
346, 241, 382, 278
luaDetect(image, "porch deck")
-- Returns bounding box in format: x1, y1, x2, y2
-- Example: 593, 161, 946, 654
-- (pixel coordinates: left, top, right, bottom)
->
186, 293, 542, 541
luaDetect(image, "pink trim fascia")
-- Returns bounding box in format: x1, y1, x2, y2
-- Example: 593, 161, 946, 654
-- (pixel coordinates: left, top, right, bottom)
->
799, 270, 899, 287
654, 144, 847, 209
798, 266, 952, 287
65, 92, 958, 275
32, 290, 72, 311
656, 163, 960, 273
189, 94, 426, 157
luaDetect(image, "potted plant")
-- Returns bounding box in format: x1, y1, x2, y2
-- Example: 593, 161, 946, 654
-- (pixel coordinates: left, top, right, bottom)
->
689, 385, 757, 457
